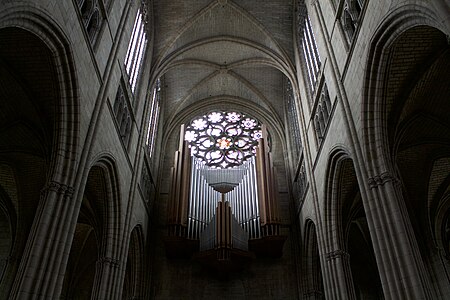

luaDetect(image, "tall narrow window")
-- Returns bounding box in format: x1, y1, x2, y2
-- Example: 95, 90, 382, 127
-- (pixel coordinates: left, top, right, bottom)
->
146, 79, 161, 158
76, 0, 103, 44
125, 3, 148, 93
340, 0, 366, 44
286, 80, 302, 162
113, 81, 133, 147
297, 1, 321, 94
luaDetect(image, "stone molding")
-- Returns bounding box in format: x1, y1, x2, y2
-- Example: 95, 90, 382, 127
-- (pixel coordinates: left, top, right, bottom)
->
97, 256, 120, 268
40, 181, 75, 199
368, 171, 398, 188
325, 249, 350, 261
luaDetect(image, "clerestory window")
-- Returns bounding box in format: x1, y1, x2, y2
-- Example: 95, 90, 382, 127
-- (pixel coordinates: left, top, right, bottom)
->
286, 80, 302, 161
145, 79, 161, 159
297, 1, 321, 94
113, 80, 132, 148
76, 0, 103, 44
125, 3, 148, 93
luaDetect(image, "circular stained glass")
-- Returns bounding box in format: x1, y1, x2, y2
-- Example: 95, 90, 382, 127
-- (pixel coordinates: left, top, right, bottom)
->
185, 111, 262, 168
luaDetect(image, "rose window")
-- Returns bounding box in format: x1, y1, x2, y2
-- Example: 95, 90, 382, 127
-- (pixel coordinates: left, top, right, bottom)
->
185, 111, 262, 168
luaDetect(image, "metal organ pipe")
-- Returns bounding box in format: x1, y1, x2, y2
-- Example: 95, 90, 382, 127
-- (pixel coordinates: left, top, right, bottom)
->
249, 156, 261, 239
188, 157, 222, 240
185, 153, 265, 242
219, 157, 261, 240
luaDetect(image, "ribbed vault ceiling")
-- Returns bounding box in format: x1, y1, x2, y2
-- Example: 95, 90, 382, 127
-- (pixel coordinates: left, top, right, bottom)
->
151, 0, 296, 133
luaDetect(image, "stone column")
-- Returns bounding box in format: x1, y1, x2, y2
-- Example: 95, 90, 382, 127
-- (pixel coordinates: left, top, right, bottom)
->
0, 255, 18, 299
324, 250, 356, 300
9, 181, 75, 299
92, 256, 121, 300
366, 172, 432, 299
0, 256, 8, 278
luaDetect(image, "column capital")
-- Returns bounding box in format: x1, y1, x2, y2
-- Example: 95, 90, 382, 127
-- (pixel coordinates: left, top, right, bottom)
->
40, 181, 75, 199
97, 256, 120, 268
368, 171, 398, 188
325, 249, 350, 261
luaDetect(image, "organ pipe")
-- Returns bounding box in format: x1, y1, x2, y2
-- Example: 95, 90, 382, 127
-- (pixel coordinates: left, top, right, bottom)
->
255, 125, 281, 232
167, 123, 284, 261
167, 125, 191, 237
186, 157, 221, 239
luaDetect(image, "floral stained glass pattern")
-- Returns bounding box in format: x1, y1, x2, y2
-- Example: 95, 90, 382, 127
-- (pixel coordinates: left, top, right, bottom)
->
185, 111, 262, 168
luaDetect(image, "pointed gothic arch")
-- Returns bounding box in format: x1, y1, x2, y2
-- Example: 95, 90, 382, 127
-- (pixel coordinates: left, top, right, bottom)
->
323, 147, 383, 299
63, 155, 122, 299
0, 7, 80, 298
122, 225, 146, 300
362, 5, 450, 297
302, 219, 324, 299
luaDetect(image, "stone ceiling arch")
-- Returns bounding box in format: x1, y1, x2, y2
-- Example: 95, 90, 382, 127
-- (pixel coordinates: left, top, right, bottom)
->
163, 68, 278, 123
151, 0, 297, 177
152, 0, 293, 69
152, 37, 296, 83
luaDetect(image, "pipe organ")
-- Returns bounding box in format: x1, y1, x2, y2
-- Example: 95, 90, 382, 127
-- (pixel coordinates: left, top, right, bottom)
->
165, 123, 286, 270
187, 158, 222, 240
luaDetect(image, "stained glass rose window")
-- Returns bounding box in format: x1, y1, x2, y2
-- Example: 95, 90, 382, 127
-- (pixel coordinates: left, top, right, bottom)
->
185, 111, 262, 168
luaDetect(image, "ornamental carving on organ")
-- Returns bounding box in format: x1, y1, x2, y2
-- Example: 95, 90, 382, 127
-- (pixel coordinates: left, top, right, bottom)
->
185, 111, 262, 168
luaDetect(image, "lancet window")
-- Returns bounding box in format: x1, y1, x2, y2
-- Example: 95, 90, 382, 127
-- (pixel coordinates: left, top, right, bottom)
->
286, 81, 302, 162
125, 2, 149, 92
76, 0, 103, 44
145, 79, 161, 159
297, 1, 321, 95
113, 81, 132, 147
339, 0, 366, 44
314, 84, 332, 145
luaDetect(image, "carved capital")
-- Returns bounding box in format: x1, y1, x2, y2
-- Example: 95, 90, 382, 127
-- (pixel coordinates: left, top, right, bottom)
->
97, 256, 120, 268
368, 171, 398, 188
325, 249, 349, 261
40, 181, 75, 199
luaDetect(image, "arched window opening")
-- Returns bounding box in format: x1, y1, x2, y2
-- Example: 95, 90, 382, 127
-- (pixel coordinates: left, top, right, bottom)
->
342, 8, 356, 41
76, 0, 103, 45
339, 0, 367, 44
286, 80, 303, 163
125, 2, 149, 93
87, 9, 100, 43
113, 82, 132, 148
297, 1, 321, 96
322, 87, 331, 116
79, 0, 90, 17
313, 83, 332, 146
315, 115, 322, 143
354, 0, 363, 16
145, 79, 161, 159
